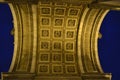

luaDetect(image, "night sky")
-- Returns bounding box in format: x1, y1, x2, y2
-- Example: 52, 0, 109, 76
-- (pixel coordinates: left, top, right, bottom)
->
99, 10, 120, 80
0, 3, 14, 77
0, 3, 120, 80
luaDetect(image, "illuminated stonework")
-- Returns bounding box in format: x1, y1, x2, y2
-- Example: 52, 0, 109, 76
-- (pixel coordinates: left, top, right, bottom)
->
1, 0, 120, 80
37, 2, 80, 75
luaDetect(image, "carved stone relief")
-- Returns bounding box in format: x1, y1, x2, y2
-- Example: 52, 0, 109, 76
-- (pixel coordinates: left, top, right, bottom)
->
0, 0, 120, 80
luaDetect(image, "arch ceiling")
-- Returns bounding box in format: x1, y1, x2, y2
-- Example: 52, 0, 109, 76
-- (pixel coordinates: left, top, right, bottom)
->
0, 0, 120, 80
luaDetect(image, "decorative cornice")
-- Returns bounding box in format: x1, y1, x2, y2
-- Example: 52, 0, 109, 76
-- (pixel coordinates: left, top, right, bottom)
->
0, 0, 95, 4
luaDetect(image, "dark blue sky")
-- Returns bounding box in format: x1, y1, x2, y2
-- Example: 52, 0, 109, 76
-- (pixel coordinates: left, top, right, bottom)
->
0, 3, 120, 80
99, 10, 120, 80
0, 3, 14, 76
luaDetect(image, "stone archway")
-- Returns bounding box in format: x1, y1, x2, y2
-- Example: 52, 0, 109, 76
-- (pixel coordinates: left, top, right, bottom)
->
1, 0, 120, 80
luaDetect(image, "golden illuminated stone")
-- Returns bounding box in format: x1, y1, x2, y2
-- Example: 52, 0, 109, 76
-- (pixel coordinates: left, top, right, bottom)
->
0, 0, 120, 80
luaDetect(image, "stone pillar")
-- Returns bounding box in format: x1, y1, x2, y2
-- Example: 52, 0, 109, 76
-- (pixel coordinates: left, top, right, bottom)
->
0, 0, 118, 80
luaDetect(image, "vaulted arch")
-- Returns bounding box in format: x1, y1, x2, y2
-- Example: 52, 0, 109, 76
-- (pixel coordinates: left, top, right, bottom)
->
0, 0, 120, 80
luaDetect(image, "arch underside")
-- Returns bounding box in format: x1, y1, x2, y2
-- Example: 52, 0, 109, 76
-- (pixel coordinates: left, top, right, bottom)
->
1, 0, 113, 80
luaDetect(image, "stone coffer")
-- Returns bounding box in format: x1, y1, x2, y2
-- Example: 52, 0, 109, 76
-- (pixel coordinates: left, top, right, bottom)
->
1, 0, 120, 80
